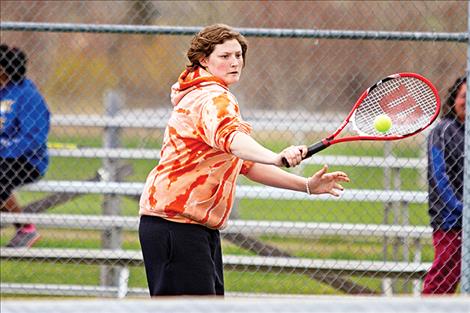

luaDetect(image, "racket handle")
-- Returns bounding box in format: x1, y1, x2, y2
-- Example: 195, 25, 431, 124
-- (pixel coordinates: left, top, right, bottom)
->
281, 157, 291, 168
281, 141, 328, 168
305, 141, 328, 158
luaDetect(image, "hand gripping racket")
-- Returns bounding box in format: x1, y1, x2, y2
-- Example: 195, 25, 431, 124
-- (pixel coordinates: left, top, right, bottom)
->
283, 73, 440, 167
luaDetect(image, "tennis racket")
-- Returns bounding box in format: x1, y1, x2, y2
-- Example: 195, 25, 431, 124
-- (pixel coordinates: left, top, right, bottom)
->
283, 72, 440, 167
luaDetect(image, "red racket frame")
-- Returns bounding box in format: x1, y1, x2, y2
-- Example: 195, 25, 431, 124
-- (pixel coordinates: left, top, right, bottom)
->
283, 73, 441, 167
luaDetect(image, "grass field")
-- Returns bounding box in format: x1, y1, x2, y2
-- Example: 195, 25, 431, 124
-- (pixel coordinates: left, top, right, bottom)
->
0, 134, 433, 296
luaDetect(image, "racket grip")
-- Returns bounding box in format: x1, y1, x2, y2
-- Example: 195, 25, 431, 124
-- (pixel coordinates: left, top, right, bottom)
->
281, 141, 328, 168
305, 141, 328, 158
281, 157, 291, 168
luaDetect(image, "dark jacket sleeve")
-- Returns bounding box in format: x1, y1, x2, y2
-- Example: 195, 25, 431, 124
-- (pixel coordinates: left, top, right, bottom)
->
427, 120, 463, 229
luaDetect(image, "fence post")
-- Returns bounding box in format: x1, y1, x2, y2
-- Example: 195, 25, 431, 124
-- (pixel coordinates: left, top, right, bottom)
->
412, 238, 423, 295
382, 142, 393, 295
461, 4, 470, 294
100, 90, 124, 289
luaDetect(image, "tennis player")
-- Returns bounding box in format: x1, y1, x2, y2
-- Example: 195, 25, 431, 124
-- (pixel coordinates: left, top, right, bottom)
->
139, 24, 350, 296
423, 75, 465, 294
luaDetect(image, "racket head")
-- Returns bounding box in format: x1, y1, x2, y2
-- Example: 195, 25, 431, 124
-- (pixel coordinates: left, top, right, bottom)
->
346, 73, 440, 141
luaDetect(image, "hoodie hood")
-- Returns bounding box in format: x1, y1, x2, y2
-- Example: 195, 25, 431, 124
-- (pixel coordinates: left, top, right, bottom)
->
171, 67, 228, 106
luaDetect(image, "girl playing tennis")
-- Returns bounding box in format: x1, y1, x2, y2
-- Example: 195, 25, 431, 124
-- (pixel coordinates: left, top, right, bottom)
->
139, 24, 350, 296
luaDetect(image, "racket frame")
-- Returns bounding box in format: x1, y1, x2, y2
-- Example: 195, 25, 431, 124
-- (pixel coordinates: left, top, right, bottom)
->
286, 73, 441, 166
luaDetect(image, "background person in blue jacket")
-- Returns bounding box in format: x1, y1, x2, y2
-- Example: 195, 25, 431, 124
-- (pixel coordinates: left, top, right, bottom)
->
0, 44, 50, 248
422, 75, 465, 294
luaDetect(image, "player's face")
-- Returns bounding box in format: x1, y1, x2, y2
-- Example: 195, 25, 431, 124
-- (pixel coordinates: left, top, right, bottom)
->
454, 83, 466, 122
200, 39, 243, 86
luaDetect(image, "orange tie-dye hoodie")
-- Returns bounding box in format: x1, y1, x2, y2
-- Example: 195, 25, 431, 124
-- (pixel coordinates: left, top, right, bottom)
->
139, 67, 254, 229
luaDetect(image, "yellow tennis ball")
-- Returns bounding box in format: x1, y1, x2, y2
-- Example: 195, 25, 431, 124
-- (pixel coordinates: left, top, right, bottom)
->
374, 114, 392, 133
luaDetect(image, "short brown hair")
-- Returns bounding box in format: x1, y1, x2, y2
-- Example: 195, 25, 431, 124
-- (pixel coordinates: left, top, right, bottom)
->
442, 75, 466, 119
186, 24, 248, 72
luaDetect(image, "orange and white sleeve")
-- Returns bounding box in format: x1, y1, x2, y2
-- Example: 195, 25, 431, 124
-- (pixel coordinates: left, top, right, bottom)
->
240, 160, 255, 175
196, 91, 252, 153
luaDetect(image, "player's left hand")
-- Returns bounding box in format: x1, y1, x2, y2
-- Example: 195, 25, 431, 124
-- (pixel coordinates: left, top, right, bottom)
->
307, 164, 350, 196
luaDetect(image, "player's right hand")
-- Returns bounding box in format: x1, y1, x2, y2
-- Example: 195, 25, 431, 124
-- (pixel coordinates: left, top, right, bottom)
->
278, 145, 307, 167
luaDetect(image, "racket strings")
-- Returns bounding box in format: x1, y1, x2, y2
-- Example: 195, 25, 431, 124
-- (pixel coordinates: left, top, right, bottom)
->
352, 77, 438, 136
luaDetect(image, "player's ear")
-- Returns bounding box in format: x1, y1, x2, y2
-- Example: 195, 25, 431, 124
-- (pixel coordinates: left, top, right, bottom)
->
199, 56, 208, 68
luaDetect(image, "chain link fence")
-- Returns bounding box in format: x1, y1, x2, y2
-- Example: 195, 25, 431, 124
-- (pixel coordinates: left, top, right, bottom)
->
0, 0, 468, 298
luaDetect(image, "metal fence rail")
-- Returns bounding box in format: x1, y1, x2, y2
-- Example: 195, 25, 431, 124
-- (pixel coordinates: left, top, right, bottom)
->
1, 21, 468, 42
3, 297, 470, 313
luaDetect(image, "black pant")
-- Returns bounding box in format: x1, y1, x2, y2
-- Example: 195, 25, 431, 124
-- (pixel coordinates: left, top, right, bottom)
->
139, 215, 224, 296
0, 157, 41, 204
